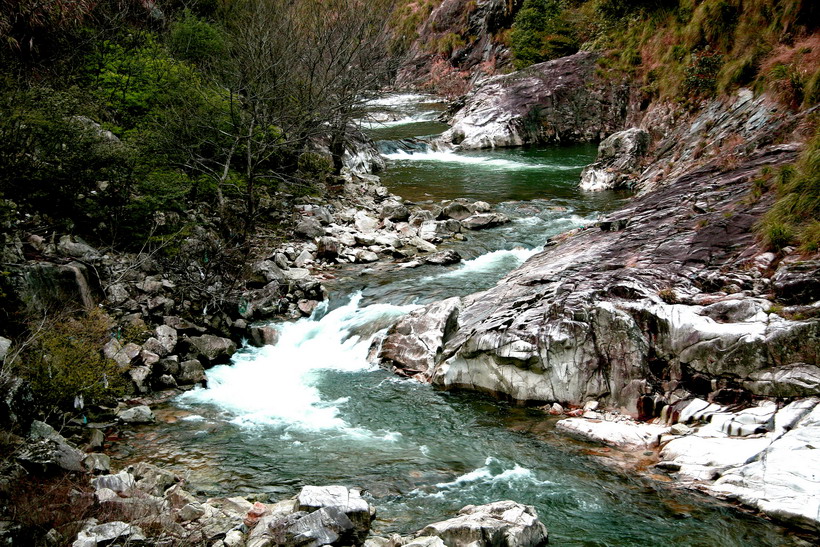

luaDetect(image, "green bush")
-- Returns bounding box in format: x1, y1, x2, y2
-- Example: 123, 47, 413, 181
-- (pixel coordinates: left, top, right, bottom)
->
510, 0, 579, 69
13, 309, 128, 418
168, 10, 226, 67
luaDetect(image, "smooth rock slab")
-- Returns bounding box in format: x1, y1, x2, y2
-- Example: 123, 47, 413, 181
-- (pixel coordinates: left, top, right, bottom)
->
417, 501, 548, 547
556, 418, 671, 450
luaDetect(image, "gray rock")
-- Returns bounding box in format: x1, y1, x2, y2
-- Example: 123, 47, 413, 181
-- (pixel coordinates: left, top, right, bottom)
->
155, 324, 178, 355
74, 521, 145, 546
84, 453, 110, 475
460, 213, 509, 230
134, 461, 178, 496
355, 250, 380, 263
17, 422, 86, 474
579, 128, 650, 191
176, 359, 206, 385
772, 259, 820, 304
91, 471, 136, 493
354, 211, 380, 233
294, 249, 315, 268
296, 218, 325, 239
381, 201, 410, 221
185, 334, 237, 367
743, 363, 820, 397
419, 220, 452, 242
380, 298, 461, 376
438, 52, 626, 150
417, 501, 548, 547
439, 203, 473, 221
128, 366, 152, 394
270, 507, 358, 547
0, 336, 10, 364
57, 235, 101, 262
116, 405, 155, 424
317, 237, 342, 260
425, 250, 462, 266
178, 502, 206, 521
249, 325, 280, 347
297, 485, 375, 541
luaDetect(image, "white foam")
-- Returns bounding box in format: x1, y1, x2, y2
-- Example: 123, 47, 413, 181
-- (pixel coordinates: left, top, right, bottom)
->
382, 149, 544, 170
180, 294, 419, 433
365, 93, 441, 107
360, 112, 439, 129
435, 457, 538, 489
427, 247, 541, 281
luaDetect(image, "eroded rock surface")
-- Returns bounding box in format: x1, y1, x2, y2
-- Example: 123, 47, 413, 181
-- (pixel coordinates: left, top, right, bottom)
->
437, 52, 628, 149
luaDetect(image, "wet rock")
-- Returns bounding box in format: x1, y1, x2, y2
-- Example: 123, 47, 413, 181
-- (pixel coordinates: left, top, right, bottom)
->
296, 218, 326, 239
381, 201, 410, 222
438, 52, 627, 149
184, 334, 237, 367
380, 298, 461, 376
297, 485, 375, 541
84, 453, 110, 475
460, 213, 509, 230
176, 359, 206, 385
270, 507, 358, 547
419, 220, 451, 242
116, 405, 155, 424
417, 501, 548, 547
439, 203, 473, 221
17, 421, 86, 474
424, 250, 462, 266
743, 363, 820, 398
772, 259, 820, 304
579, 128, 650, 192
556, 418, 670, 450
317, 237, 342, 260
298, 300, 320, 316
73, 521, 145, 547
249, 325, 280, 347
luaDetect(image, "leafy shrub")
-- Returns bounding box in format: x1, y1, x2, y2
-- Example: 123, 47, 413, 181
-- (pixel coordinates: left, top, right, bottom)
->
12, 309, 128, 419
510, 0, 579, 69
683, 48, 723, 99
168, 10, 225, 67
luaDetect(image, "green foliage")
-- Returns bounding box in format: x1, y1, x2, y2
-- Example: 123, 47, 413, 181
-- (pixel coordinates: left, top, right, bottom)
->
683, 48, 723, 99
0, 84, 136, 235
13, 309, 128, 417
759, 126, 820, 252
168, 10, 226, 67
85, 36, 207, 131
510, 0, 579, 69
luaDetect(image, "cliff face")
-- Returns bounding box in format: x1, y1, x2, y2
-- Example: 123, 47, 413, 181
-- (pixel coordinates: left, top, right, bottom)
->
435, 51, 630, 148
396, 0, 519, 95
379, 84, 819, 414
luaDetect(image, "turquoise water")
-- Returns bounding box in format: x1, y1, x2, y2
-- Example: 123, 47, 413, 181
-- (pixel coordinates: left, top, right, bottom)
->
113, 94, 806, 546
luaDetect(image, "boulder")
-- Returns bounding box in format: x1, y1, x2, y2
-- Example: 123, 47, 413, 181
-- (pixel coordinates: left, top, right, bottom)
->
743, 363, 820, 398
184, 334, 237, 367
295, 218, 326, 239
249, 325, 281, 347
116, 405, 155, 424
176, 359, 206, 385
460, 213, 509, 230
0, 336, 10, 363
57, 235, 101, 262
419, 221, 451, 242
84, 453, 110, 475
579, 128, 650, 192
379, 298, 461, 376
296, 485, 375, 542
416, 501, 548, 547
317, 237, 342, 260
772, 259, 820, 304
17, 421, 86, 474
555, 418, 670, 450
438, 52, 627, 149
425, 250, 462, 266
381, 200, 410, 221
439, 203, 473, 221
270, 507, 358, 547
155, 325, 178, 355
91, 470, 136, 493
134, 461, 178, 496
354, 211, 380, 233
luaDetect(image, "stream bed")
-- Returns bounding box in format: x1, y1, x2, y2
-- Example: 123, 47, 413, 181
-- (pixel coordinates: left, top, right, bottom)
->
112, 94, 803, 546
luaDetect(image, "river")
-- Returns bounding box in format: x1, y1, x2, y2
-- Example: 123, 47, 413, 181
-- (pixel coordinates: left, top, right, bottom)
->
113, 94, 803, 546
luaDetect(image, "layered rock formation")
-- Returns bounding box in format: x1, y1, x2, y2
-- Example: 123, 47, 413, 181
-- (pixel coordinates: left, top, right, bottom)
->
380, 143, 817, 414
436, 52, 629, 149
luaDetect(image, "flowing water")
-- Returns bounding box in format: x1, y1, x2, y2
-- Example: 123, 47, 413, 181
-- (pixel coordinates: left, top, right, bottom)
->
115, 94, 803, 545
